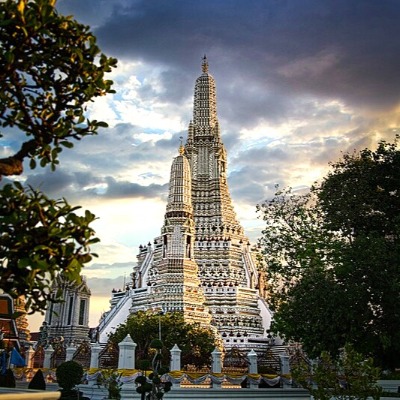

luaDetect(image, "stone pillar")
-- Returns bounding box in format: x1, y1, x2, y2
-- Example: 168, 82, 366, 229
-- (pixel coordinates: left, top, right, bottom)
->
211, 347, 222, 389
25, 345, 35, 369
247, 349, 258, 389
118, 335, 136, 370
247, 349, 258, 374
43, 345, 54, 369
170, 344, 181, 371
118, 336, 138, 399
211, 348, 222, 373
280, 354, 291, 388
90, 342, 101, 369
65, 343, 76, 361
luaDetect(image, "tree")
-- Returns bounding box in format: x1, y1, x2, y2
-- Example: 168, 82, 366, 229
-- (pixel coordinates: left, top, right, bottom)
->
109, 311, 217, 369
0, 0, 117, 313
293, 345, 382, 400
0, 0, 117, 176
316, 138, 400, 368
256, 186, 343, 310
0, 182, 99, 313
258, 138, 400, 369
318, 138, 400, 238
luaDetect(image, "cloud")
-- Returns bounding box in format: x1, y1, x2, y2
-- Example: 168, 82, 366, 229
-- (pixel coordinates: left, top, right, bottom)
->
67, 0, 400, 112
86, 275, 130, 296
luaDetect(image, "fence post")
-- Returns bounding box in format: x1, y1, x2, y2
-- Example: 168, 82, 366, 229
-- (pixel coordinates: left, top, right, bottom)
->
211, 347, 222, 389
118, 335, 137, 370
65, 343, 76, 361
43, 345, 54, 369
119, 336, 137, 400
247, 349, 258, 389
170, 344, 181, 371
25, 345, 35, 369
279, 354, 291, 388
86, 342, 102, 387
90, 342, 101, 369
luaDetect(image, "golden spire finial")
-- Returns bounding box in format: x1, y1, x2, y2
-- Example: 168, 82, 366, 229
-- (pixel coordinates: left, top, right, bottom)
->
201, 54, 208, 73
179, 136, 184, 155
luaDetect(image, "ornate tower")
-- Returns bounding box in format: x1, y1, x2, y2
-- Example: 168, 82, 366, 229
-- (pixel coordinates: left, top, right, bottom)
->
131, 144, 211, 326
184, 57, 265, 341
99, 57, 271, 349
43, 274, 91, 345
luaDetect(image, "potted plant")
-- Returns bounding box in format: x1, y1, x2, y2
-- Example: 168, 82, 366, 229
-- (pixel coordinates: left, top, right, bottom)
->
97, 369, 123, 399
135, 340, 172, 400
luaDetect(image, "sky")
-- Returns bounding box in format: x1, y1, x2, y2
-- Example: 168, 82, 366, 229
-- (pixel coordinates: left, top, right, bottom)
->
6, 0, 400, 331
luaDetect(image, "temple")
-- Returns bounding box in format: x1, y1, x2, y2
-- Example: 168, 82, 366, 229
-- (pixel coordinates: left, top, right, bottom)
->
41, 274, 91, 345
98, 57, 273, 350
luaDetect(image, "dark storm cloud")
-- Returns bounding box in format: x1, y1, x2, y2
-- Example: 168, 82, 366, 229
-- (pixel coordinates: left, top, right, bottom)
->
25, 169, 75, 195
229, 151, 289, 204
227, 135, 355, 204
233, 146, 291, 167
103, 176, 167, 199
23, 169, 168, 201
229, 171, 271, 204
57, 0, 400, 117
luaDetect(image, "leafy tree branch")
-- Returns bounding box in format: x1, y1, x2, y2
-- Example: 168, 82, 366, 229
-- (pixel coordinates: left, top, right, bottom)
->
0, 0, 117, 177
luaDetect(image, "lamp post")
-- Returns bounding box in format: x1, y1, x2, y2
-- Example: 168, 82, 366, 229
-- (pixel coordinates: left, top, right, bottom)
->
158, 305, 165, 341
158, 314, 162, 341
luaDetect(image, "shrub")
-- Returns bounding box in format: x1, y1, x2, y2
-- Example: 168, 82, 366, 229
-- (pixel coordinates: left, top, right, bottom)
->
56, 361, 83, 391
293, 345, 382, 400
0, 369, 16, 388
28, 369, 46, 390
97, 370, 122, 400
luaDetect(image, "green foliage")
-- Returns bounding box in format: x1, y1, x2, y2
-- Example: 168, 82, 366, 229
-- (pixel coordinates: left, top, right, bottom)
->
56, 360, 83, 391
97, 370, 122, 400
109, 311, 216, 369
0, 0, 117, 177
0, 182, 99, 313
135, 372, 172, 400
0, 0, 116, 313
149, 339, 163, 350
258, 137, 400, 368
293, 345, 382, 400
272, 268, 356, 358
318, 138, 400, 237
257, 186, 343, 310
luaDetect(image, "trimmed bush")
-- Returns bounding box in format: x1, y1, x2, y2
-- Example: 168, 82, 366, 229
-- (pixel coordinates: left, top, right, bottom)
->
0, 369, 16, 388
56, 360, 83, 391
28, 369, 46, 390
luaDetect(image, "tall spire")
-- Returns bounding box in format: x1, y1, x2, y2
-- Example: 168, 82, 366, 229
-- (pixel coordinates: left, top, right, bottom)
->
192, 56, 217, 128
184, 57, 265, 343
165, 146, 193, 223
132, 143, 211, 325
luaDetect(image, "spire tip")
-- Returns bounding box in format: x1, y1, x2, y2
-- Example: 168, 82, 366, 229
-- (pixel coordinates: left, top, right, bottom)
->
179, 136, 184, 155
202, 55, 208, 73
